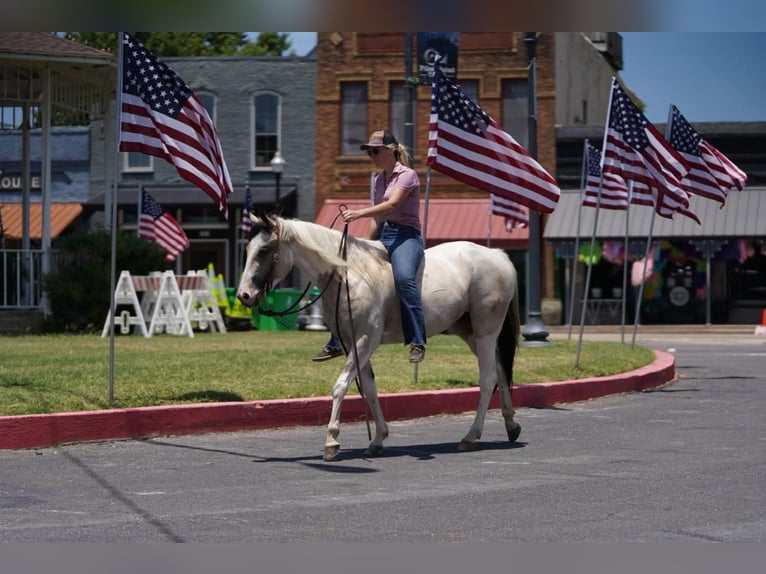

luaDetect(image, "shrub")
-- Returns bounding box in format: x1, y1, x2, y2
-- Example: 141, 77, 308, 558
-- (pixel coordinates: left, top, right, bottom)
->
42, 228, 168, 332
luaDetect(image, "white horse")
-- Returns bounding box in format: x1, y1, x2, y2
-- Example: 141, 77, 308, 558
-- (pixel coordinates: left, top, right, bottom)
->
237, 215, 522, 461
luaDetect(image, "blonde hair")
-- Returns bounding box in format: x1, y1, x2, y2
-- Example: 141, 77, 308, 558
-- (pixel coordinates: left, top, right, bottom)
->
392, 142, 411, 167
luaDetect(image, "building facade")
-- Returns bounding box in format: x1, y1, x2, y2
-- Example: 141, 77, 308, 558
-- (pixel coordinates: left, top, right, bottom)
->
313, 32, 621, 305
86, 53, 317, 285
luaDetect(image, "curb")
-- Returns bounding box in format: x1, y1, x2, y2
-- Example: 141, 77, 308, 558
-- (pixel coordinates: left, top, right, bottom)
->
0, 350, 675, 451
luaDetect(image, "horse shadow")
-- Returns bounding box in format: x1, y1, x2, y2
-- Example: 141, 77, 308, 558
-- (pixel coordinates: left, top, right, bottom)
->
257, 439, 528, 468
148, 437, 527, 473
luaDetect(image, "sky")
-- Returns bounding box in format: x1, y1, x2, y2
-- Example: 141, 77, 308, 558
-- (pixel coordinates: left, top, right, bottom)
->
282, 32, 765, 124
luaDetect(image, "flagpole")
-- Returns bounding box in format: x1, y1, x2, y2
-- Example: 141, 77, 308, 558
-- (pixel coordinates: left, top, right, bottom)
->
631, 211, 656, 349
577, 77, 618, 368
107, 32, 125, 404
575, 170, 604, 368
423, 166, 431, 241
620, 181, 633, 344
487, 197, 492, 247
568, 139, 588, 340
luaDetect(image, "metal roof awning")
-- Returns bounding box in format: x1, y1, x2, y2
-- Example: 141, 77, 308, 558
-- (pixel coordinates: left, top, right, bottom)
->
315, 198, 529, 249
84, 184, 297, 208
1, 202, 82, 239
543, 188, 766, 241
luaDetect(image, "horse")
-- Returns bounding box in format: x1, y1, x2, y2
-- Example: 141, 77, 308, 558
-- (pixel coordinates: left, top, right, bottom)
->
237, 214, 522, 461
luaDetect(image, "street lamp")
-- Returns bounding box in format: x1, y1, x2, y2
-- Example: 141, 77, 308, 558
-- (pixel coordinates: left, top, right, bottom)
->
520, 32, 551, 347
270, 150, 285, 210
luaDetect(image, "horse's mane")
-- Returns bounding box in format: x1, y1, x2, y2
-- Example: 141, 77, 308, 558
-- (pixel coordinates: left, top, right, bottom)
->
278, 217, 390, 284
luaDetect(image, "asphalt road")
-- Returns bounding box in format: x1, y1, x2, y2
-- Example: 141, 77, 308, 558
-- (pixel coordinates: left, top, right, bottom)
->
1, 334, 764, 543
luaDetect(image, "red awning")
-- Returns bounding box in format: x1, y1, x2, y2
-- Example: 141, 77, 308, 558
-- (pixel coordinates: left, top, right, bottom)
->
315, 198, 528, 250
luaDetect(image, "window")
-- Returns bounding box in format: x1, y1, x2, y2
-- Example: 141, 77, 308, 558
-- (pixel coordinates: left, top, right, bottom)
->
123, 151, 152, 172
457, 79, 479, 104
252, 92, 280, 168
341, 83, 367, 155
502, 79, 528, 148
390, 82, 415, 154
196, 92, 216, 124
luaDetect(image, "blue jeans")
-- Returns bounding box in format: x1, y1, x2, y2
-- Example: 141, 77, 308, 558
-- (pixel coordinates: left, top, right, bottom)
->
378, 222, 427, 347
325, 222, 427, 349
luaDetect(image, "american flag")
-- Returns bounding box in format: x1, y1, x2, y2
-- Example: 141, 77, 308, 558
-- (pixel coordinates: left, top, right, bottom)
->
490, 194, 528, 228
587, 140, 699, 223
427, 64, 560, 213
602, 78, 691, 219
240, 184, 253, 237
138, 188, 190, 262
582, 141, 629, 210
119, 33, 233, 219
668, 104, 747, 205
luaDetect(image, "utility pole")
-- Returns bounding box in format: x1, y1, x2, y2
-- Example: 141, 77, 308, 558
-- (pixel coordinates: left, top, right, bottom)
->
521, 32, 551, 347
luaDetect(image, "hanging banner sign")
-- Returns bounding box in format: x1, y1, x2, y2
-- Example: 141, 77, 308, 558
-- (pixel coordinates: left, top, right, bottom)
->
417, 32, 459, 84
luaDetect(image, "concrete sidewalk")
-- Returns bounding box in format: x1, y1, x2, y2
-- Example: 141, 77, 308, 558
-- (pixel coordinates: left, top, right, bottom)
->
0, 337, 678, 451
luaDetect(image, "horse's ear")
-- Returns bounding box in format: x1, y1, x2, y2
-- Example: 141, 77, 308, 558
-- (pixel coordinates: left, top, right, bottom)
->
249, 210, 277, 237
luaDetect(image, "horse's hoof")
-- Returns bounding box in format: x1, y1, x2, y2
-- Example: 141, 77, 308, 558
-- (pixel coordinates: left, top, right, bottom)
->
365, 444, 384, 457
507, 423, 522, 442
458, 440, 476, 452
323, 445, 340, 461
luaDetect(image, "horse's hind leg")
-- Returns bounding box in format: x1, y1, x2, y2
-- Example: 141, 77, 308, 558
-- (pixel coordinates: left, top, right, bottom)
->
496, 373, 521, 442
458, 334, 497, 451
357, 361, 389, 457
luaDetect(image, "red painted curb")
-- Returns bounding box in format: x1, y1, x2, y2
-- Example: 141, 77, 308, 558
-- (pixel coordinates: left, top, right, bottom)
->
0, 350, 674, 450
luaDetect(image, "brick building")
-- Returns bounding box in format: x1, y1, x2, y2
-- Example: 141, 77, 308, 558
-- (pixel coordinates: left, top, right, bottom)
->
313, 32, 621, 303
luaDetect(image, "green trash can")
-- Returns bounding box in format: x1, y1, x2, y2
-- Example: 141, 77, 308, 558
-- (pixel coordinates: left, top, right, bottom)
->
258, 288, 304, 331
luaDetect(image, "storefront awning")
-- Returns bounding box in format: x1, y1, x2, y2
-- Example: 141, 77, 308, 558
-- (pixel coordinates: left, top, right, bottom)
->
315, 198, 528, 249
544, 188, 766, 241
0, 202, 82, 239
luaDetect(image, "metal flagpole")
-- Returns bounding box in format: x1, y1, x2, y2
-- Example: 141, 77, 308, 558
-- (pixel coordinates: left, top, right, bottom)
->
577, 79, 617, 368
631, 212, 656, 349
108, 33, 125, 403
568, 139, 589, 340
620, 181, 633, 344
575, 171, 604, 368
487, 196, 493, 247
630, 105, 674, 348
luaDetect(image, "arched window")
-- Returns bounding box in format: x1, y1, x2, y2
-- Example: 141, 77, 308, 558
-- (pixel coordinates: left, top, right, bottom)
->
196, 92, 217, 124
252, 92, 280, 168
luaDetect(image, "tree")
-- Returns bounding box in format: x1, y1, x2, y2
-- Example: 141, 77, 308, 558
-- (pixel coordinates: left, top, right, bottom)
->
64, 32, 291, 57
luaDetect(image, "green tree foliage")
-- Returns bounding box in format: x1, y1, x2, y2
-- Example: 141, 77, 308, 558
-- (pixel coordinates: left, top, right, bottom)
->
64, 32, 291, 57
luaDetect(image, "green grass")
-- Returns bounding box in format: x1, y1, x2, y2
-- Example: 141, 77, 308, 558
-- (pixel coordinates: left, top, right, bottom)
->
0, 330, 655, 417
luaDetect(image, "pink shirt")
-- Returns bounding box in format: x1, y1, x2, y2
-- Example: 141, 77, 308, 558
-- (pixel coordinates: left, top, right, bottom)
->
373, 162, 421, 232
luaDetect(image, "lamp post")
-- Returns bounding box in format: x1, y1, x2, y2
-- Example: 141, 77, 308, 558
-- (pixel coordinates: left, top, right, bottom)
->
270, 150, 285, 210
520, 32, 550, 347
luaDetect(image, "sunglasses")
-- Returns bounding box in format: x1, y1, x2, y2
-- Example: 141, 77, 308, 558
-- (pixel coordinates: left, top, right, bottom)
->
367, 147, 384, 156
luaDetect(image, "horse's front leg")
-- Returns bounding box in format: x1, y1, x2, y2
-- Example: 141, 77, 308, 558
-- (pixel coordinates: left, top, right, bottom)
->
324, 334, 371, 461
357, 361, 389, 457
459, 334, 497, 451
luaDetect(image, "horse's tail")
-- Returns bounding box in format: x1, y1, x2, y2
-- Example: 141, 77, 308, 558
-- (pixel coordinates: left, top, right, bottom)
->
497, 288, 521, 387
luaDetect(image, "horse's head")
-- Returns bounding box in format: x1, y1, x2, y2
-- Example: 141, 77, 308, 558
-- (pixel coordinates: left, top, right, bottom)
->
237, 214, 293, 308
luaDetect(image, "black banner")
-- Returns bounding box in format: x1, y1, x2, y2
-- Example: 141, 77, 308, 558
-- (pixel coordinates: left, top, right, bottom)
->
417, 32, 459, 84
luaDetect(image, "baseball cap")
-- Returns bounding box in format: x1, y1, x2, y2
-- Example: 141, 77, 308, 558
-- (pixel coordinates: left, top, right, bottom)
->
360, 130, 398, 150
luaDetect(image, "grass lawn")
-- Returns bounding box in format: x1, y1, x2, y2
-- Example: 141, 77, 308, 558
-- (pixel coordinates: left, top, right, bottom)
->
0, 330, 655, 416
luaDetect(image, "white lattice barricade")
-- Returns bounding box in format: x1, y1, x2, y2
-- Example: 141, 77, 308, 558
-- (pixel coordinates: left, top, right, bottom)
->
102, 271, 195, 338
180, 270, 227, 333
101, 270, 151, 338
